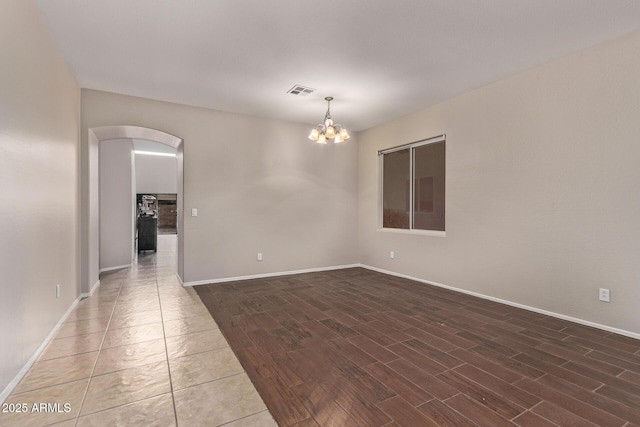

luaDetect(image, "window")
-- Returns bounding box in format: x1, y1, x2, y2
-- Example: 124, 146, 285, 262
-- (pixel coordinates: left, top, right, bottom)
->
379, 135, 445, 232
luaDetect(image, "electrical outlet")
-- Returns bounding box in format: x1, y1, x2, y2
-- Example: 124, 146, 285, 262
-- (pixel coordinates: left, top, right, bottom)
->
257, 252, 262, 261
55, 284, 60, 298
598, 288, 610, 303
191, 208, 198, 217
390, 251, 395, 259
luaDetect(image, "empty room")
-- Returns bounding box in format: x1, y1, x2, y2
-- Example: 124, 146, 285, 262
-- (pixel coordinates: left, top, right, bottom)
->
1, 1, 640, 426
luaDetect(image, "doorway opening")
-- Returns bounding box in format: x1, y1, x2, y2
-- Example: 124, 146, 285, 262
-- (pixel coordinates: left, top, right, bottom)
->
82, 126, 184, 296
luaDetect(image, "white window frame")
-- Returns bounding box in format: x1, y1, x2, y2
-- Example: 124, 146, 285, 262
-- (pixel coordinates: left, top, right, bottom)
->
378, 134, 446, 237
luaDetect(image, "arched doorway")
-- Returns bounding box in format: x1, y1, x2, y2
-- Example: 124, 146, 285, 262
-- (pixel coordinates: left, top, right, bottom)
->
82, 126, 184, 296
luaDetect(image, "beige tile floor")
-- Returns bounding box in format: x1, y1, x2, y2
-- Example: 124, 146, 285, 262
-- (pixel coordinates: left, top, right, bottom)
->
0, 235, 277, 427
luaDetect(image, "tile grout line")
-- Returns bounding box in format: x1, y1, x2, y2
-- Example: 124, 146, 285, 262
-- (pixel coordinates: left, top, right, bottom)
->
67, 391, 173, 422
515, 401, 561, 426
73, 275, 125, 427
156, 257, 181, 427
215, 409, 273, 427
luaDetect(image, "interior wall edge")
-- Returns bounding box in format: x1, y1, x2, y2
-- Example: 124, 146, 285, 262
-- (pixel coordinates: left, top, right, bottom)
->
0, 295, 82, 404
80, 280, 101, 299
183, 264, 362, 287
360, 264, 640, 340
99, 264, 133, 274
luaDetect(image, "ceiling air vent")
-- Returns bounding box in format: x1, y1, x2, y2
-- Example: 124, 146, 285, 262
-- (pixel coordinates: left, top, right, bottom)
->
287, 85, 315, 96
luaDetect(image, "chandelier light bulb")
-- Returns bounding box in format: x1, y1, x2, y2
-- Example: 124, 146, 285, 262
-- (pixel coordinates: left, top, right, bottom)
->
325, 125, 336, 138
308, 128, 319, 141
317, 133, 327, 144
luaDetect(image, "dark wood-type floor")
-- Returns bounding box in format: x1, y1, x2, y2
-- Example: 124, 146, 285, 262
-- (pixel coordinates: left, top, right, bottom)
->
195, 268, 640, 427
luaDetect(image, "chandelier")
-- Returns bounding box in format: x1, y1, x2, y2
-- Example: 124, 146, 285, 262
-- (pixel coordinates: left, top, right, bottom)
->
308, 97, 350, 144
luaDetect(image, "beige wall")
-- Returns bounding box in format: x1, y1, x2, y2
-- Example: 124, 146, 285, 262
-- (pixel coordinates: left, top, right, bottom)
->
135, 153, 178, 194
0, 0, 80, 397
81, 90, 359, 283
359, 30, 640, 335
100, 139, 135, 270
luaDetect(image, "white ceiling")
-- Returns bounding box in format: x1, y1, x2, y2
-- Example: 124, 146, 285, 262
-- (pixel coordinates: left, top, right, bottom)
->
34, 0, 640, 131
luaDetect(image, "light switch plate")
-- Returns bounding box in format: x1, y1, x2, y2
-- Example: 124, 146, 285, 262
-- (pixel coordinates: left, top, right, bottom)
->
598, 288, 610, 302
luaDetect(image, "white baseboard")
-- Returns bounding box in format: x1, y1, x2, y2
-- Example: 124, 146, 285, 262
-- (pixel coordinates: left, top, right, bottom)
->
80, 279, 101, 298
99, 263, 132, 273
359, 264, 640, 340
0, 295, 82, 404
182, 264, 361, 287
177, 272, 184, 286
